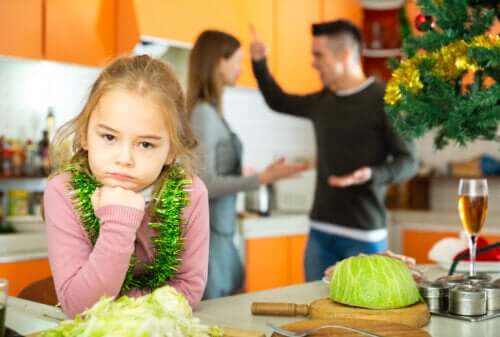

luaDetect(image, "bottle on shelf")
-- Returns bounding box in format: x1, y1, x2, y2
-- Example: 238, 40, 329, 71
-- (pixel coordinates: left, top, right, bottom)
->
0, 136, 4, 176
38, 130, 50, 176
2, 140, 13, 177
47, 107, 55, 143
11, 139, 26, 177
24, 139, 39, 177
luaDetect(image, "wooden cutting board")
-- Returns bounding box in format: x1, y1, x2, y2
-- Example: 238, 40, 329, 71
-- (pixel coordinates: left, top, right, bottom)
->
272, 319, 431, 337
252, 299, 430, 328
308, 299, 430, 328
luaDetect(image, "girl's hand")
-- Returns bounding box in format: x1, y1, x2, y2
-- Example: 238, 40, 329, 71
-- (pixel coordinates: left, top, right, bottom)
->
91, 186, 145, 212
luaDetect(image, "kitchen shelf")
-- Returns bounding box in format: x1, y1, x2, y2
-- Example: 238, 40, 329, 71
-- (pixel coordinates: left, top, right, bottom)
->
0, 176, 47, 180
363, 48, 402, 58
0, 177, 47, 191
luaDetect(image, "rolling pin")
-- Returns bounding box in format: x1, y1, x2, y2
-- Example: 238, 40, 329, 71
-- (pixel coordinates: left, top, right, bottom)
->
251, 302, 309, 317
251, 299, 430, 329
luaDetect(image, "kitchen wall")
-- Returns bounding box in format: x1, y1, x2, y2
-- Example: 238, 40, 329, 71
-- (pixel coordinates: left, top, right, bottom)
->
0, 56, 99, 142
1, 56, 499, 180
0, 56, 316, 171
223, 87, 316, 169
415, 131, 500, 173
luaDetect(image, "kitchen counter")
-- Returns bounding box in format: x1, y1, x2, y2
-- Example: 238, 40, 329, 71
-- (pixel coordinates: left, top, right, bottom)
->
6, 265, 500, 337
0, 232, 47, 263
239, 212, 309, 239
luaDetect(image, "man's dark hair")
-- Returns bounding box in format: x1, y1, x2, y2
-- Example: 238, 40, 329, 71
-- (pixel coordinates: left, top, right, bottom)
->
311, 20, 363, 46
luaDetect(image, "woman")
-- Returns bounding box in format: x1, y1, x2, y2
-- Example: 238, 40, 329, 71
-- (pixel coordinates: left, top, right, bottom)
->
187, 30, 308, 299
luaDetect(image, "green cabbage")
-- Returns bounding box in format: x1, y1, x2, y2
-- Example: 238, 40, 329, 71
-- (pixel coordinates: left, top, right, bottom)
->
329, 255, 421, 309
39, 286, 223, 337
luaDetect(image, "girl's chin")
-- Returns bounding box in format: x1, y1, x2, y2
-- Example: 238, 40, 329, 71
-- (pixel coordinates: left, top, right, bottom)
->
100, 178, 141, 191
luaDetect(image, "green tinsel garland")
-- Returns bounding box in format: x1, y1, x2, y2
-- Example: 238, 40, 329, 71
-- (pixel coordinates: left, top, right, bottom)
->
65, 164, 190, 294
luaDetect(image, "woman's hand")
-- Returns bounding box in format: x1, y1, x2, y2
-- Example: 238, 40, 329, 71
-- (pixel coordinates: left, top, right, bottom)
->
91, 186, 145, 212
258, 158, 310, 184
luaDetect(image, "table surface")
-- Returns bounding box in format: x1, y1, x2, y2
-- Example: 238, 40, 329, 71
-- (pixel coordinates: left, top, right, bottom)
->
6, 265, 500, 337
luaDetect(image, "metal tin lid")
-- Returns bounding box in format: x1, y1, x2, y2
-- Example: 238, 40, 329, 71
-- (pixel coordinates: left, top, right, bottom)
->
466, 275, 492, 285
446, 278, 468, 287
481, 283, 500, 296
419, 281, 450, 297
450, 285, 486, 301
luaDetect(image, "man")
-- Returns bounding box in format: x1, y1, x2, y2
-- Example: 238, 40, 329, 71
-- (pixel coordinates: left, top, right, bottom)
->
250, 20, 417, 281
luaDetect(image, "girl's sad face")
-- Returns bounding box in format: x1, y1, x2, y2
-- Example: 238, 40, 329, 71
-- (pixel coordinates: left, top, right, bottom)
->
84, 89, 171, 192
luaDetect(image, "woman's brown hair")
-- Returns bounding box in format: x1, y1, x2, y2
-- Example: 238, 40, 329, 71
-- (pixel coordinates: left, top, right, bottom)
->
50, 55, 197, 179
186, 30, 240, 115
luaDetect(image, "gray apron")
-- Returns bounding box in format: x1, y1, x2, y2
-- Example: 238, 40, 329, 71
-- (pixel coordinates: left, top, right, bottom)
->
203, 124, 245, 299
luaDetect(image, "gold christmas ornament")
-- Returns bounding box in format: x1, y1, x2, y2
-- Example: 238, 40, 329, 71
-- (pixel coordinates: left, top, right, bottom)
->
385, 34, 498, 106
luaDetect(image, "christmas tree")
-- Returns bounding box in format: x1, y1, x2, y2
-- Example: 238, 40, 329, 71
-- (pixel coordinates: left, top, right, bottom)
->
385, 0, 499, 149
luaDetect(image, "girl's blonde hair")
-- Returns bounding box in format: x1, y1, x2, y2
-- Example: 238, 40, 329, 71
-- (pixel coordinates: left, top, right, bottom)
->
186, 30, 240, 115
50, 55, 197, 181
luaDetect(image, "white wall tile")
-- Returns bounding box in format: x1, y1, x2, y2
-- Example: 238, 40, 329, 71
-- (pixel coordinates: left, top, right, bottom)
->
0, 56, 99, 142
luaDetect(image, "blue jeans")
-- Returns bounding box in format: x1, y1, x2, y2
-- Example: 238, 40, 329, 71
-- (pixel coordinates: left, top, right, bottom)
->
304, 228, 387, 281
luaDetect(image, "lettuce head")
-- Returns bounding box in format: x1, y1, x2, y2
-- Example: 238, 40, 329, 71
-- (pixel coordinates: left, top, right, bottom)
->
39, 285, 222, 337
329, 255, 421, 309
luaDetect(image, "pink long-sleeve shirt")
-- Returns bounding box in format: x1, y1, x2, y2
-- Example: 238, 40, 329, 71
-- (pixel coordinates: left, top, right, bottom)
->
43, 172, 209, 318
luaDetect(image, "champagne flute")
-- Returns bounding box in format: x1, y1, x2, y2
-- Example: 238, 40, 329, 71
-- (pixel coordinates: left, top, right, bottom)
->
458, 179, 488, 277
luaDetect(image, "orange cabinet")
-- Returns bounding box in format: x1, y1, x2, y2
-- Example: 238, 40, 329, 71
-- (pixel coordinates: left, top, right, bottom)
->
0, 258, 51, 296
274, 0, 322, 93
402, 228, 500, 264
0, 0, 137, 66
134, 0, 273, 88
235, 0, 274, 87
322, 0, 363, 27
45, 0, 116, 66
0, 0, 43, 59
245, 234, 307, 292
134, 0, 242, 44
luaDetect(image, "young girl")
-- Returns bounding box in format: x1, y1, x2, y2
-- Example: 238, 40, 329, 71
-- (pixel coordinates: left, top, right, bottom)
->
187, 30, 308, 299
44, 55, 209, 318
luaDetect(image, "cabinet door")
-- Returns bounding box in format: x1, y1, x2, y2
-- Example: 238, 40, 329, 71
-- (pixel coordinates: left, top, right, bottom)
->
116, 0, 140, 56
402, 229, 458, 264
245, 236, 289, 292
289, 234, 307, 284
402, 228, 500, 264
135, 0, 241, 44
45, 0, 116, 66
322, 0, 362, 27
0, 258, 51, 296
0, 0, 43, 59
274, 0, 322, 93
236, 0, 274, 87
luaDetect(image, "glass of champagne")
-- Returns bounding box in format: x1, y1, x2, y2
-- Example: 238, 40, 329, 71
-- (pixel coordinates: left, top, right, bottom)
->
458, 179, 488, 277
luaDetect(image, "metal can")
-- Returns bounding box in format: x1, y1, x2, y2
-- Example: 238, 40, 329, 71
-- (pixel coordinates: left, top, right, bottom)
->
481, 283, 500, 311
8, 190, 29, 216
466, 274, 492, 285
419, 281, 450, 313
446, 278, 468, 288
449, 285, 487, 316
